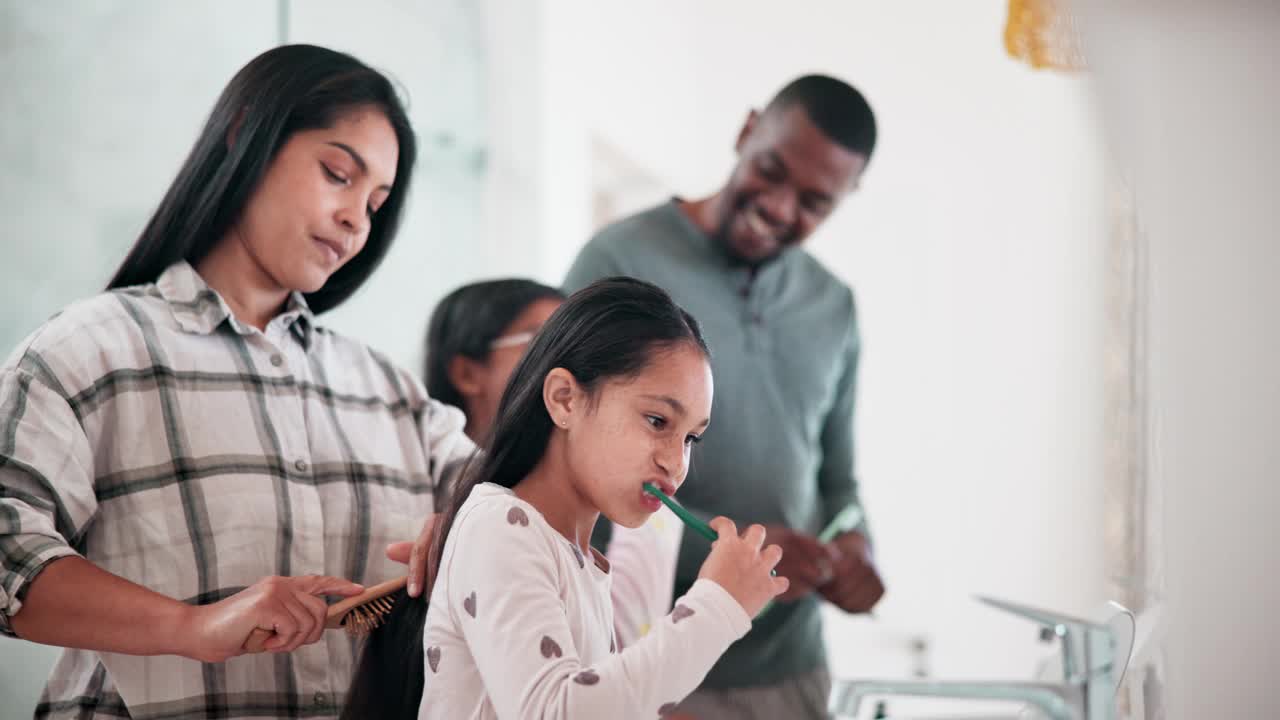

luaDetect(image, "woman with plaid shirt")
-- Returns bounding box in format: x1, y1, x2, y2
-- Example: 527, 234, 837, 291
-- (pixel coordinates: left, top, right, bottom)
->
0, 44, 472, 719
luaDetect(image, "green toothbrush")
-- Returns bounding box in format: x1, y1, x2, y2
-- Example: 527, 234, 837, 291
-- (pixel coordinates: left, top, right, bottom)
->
643, 483, 865, 618
643, 482, 717, 542
817, 503, 866, 544
643, 483, 777, 577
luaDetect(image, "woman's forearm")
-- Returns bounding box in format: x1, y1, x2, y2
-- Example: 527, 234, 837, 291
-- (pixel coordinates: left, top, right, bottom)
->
10, 556, 196, 658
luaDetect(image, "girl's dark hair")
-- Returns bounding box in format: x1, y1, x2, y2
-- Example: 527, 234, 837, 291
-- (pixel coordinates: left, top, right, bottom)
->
106, 44, 417, 314
424, 279, 566, 408
342, 277, 709, 719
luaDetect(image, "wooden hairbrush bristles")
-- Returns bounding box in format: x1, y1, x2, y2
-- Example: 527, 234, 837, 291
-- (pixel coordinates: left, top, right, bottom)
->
328, 579, 406, 637
242, 576, 409, 653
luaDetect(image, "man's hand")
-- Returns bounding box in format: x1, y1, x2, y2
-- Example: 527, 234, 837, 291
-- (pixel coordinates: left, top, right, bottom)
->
386, 513, 439, 597
762, 525, 837, 602
818, 530, 884, 613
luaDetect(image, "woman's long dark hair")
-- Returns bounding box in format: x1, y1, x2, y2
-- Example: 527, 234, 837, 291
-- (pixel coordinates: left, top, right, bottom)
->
424, 278, 566, 409
106, 44, 417, 314
341, 277, 709, 719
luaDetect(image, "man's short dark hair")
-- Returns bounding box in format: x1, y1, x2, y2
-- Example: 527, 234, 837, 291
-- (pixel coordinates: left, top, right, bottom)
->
765, 74, 877, 159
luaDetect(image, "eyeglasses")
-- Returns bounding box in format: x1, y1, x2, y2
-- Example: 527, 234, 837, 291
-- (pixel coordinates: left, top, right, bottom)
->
489, 331, 536, 350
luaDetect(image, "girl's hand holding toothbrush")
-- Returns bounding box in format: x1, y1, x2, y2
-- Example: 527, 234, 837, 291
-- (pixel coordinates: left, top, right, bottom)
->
697, 517, 789, 617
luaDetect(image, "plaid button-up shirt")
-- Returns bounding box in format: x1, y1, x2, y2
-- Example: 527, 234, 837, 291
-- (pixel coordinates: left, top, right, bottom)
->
0, 261, 474, 718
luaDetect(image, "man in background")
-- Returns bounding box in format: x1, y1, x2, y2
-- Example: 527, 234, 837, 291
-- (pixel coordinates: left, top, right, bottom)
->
564, 75, 885, 718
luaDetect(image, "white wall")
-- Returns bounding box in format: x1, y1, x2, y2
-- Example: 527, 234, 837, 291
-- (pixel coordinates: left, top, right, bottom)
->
542, 0, 1112, 683
0, 0, 277, 351
1078, 2, 1280, 715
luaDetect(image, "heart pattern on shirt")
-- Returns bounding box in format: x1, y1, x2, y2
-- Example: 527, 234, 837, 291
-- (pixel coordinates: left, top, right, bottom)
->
573, 669, 600, 685
670, 604, 694, 624
507, 506, 529, 526
658, 702, 680, 717
463, 591, 477, 618
426, 646, 441, 673
540, 635, 563, 659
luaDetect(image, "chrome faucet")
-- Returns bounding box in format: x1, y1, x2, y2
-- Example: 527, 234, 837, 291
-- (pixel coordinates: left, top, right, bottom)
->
829, 596, 1136, 720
